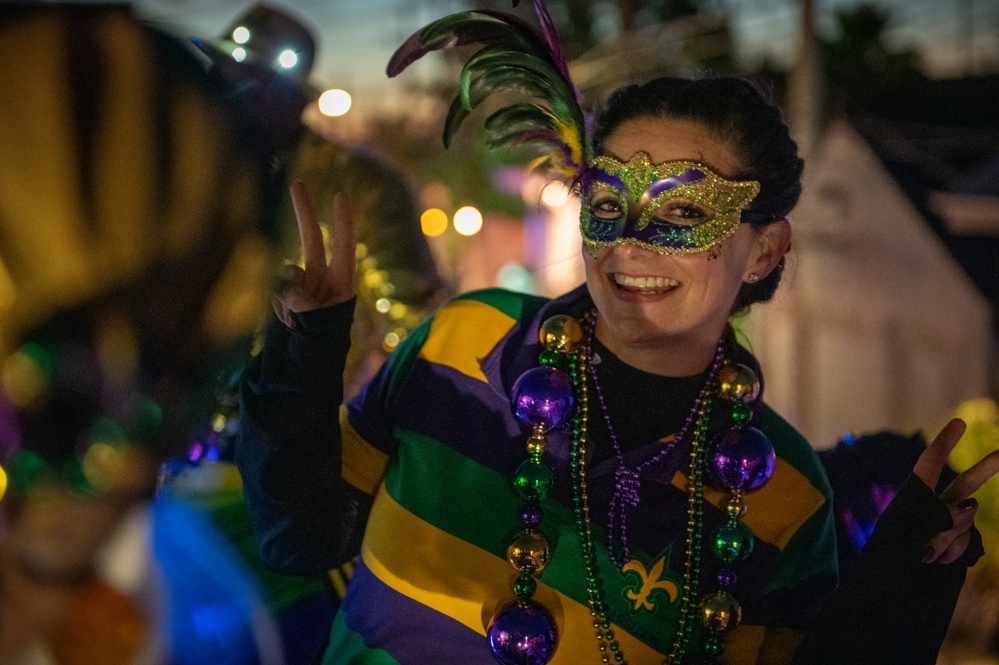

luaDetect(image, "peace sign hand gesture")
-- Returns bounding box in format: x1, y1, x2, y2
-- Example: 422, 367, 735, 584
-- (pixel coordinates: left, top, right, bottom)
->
272, 181, 356, 328
915, 418, 999, 564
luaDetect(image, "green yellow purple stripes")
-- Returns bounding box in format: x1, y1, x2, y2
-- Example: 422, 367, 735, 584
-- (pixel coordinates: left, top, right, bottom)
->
339, 405, 389, 497
417, 298, 516, 383
359, 482, 667, 664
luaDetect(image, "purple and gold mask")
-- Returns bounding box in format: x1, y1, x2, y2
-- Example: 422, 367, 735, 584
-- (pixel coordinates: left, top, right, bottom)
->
579, 151, 761, 255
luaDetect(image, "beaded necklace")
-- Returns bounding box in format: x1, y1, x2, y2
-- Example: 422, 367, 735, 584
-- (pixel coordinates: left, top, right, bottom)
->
586, 314, 725, 569
488, 312, 777, 665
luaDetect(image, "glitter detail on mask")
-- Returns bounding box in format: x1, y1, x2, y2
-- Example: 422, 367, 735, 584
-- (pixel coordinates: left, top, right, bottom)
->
579, 151, 761, 255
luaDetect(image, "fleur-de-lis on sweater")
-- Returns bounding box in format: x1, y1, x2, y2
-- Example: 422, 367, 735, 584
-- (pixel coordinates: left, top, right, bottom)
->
622, 557, 680, 613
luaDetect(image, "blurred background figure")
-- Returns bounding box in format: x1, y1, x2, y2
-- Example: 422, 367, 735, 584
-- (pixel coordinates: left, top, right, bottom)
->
194, 2, 448, 396
151, 5, 451, 663
0, 4, 283, 664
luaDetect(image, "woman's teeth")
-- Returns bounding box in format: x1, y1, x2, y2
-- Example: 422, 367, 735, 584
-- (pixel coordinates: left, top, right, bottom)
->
614, 274, 680, 290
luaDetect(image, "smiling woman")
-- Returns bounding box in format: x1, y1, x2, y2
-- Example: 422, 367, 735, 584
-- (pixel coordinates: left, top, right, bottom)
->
232, 2, 999, 665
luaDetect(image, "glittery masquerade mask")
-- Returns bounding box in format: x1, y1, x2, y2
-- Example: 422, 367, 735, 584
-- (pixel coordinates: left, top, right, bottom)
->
579, 151, 761, 255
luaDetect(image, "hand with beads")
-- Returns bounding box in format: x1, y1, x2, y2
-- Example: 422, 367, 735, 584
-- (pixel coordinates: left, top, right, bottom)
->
272, 181, 356, 327
915, 418, 999, 564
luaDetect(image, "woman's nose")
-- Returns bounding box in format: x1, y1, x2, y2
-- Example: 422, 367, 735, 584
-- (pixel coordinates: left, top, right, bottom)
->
610, 240, 657, 259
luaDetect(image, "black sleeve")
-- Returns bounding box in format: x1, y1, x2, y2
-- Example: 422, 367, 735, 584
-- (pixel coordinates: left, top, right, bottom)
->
234, 299, 368, 575
792, 474, 983, 665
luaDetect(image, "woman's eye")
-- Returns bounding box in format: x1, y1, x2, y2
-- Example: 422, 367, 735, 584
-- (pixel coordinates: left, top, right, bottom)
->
654, 202, 711, 225
591, 197, 623, 220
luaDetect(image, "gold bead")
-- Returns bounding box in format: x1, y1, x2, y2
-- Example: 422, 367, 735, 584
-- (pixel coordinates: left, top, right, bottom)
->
717, 363, 760, 403
527, 432, 548, 456
539, 315, 584, 352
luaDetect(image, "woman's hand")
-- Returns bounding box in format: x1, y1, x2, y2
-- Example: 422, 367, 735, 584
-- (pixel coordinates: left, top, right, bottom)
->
272, 181, 356, 327
914, 418, 999, 564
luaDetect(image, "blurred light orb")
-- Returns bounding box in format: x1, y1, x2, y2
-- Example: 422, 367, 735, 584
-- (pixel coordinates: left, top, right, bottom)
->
420, 208, 448, 237
318, 89, 351, 117
231, 47, 247, 62
497, 263, 534, 293
540, 181, 569, 208
454, 206, 483, 236
375, 298, 392, 314
278, 49, 298, 69
0, 464, 7, 501
232, 26, 250, 44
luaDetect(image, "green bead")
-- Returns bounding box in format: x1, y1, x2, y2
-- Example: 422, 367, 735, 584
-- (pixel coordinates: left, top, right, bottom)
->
512, 459, 555, 502
711, 520, 755, 563
539, 349, 561, 366
730, 400, 752, 427
704, 633, 724, 656
513, 572, 536, 599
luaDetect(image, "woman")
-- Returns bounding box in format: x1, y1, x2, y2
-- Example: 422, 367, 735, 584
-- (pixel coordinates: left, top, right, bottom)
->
236, 3, 998, 664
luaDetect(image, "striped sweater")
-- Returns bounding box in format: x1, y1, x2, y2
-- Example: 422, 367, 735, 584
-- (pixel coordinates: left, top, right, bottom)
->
239, 286, 838, 664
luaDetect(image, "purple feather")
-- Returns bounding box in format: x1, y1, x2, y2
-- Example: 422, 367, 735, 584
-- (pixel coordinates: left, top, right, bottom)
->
532, 0, 571, 82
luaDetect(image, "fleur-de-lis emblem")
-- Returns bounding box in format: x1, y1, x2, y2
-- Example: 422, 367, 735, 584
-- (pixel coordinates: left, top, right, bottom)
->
622, 556, 679, 613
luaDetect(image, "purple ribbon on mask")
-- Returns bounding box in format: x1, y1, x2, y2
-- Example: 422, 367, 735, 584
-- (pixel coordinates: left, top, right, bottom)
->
644, 169, 705, 199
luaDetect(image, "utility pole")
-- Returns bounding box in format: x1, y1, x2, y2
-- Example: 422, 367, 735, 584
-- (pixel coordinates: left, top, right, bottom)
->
787, 0, 822, 158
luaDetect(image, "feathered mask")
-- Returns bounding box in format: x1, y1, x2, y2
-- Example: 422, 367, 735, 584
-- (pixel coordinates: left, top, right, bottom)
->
387, 0, 589, 179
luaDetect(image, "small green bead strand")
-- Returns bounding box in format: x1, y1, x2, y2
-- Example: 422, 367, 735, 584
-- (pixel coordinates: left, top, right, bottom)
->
665, 396, 713, 664
567, 345, 629, 665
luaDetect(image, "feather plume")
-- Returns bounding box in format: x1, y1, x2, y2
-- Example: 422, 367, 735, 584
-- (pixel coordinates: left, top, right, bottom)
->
387, 1, 587, 177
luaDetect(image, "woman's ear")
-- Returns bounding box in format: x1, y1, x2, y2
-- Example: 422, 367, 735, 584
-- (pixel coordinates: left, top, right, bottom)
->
745, 219, 792, 282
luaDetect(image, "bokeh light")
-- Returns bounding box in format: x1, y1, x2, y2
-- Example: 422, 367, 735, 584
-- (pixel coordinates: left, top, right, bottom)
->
540, 181, 570, 208
231, 26, 250, 44
318, 89, 352, 117
453, 206, 483, 236
421, 208, 448, 237
278, 49, 298, 69
497, 263, 534, 293
232, 47, 247, 62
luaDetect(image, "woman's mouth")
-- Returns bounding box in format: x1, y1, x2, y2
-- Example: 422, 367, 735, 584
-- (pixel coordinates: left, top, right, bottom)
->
613, 273, 680, 294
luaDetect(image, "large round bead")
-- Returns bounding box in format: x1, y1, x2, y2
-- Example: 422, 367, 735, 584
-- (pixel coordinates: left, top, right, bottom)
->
539, 315, 583, 353
513, 459, 555, 502
717, 363, 760, 403
699, 590, 742, 633
511, 367, 575, 431
711, 521, 755, 563
508, 529, 551, 573
707, 427, 776, 492
488, 600, 558, 665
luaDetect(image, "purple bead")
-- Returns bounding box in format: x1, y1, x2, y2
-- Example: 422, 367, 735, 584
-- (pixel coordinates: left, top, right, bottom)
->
488, 600, 558, 665
521, 503, 544, 528
511, 367, 574, 431
716, 567, 737, 587
707, 427, 776, 492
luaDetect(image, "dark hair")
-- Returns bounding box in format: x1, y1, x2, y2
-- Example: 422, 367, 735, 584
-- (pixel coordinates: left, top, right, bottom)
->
591, 76, 802, 311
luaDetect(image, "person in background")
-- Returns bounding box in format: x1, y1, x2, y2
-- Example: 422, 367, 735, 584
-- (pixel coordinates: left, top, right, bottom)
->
0, 4, 282, 664
166, 5, 450, 663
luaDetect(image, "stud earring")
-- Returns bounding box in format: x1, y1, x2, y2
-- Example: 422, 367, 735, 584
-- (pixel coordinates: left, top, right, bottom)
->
747, 273, 759, 283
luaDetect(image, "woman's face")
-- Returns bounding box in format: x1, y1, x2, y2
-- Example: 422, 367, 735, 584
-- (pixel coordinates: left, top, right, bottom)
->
583, 116, 781, 371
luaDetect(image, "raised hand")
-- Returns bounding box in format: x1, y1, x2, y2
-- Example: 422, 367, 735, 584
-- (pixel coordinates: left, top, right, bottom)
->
914, 418, 999, 564
272, 181, 356, 327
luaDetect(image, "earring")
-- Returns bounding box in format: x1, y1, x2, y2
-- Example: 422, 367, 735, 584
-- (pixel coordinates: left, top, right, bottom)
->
747, 273, 759, 283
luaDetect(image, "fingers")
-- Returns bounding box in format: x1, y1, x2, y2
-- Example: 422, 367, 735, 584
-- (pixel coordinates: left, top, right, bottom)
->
940, 446, 999, 504
913, 418, 966, 491
290, 180, 326, 271
922, 499, 978, 564
936, 531, 971, 565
